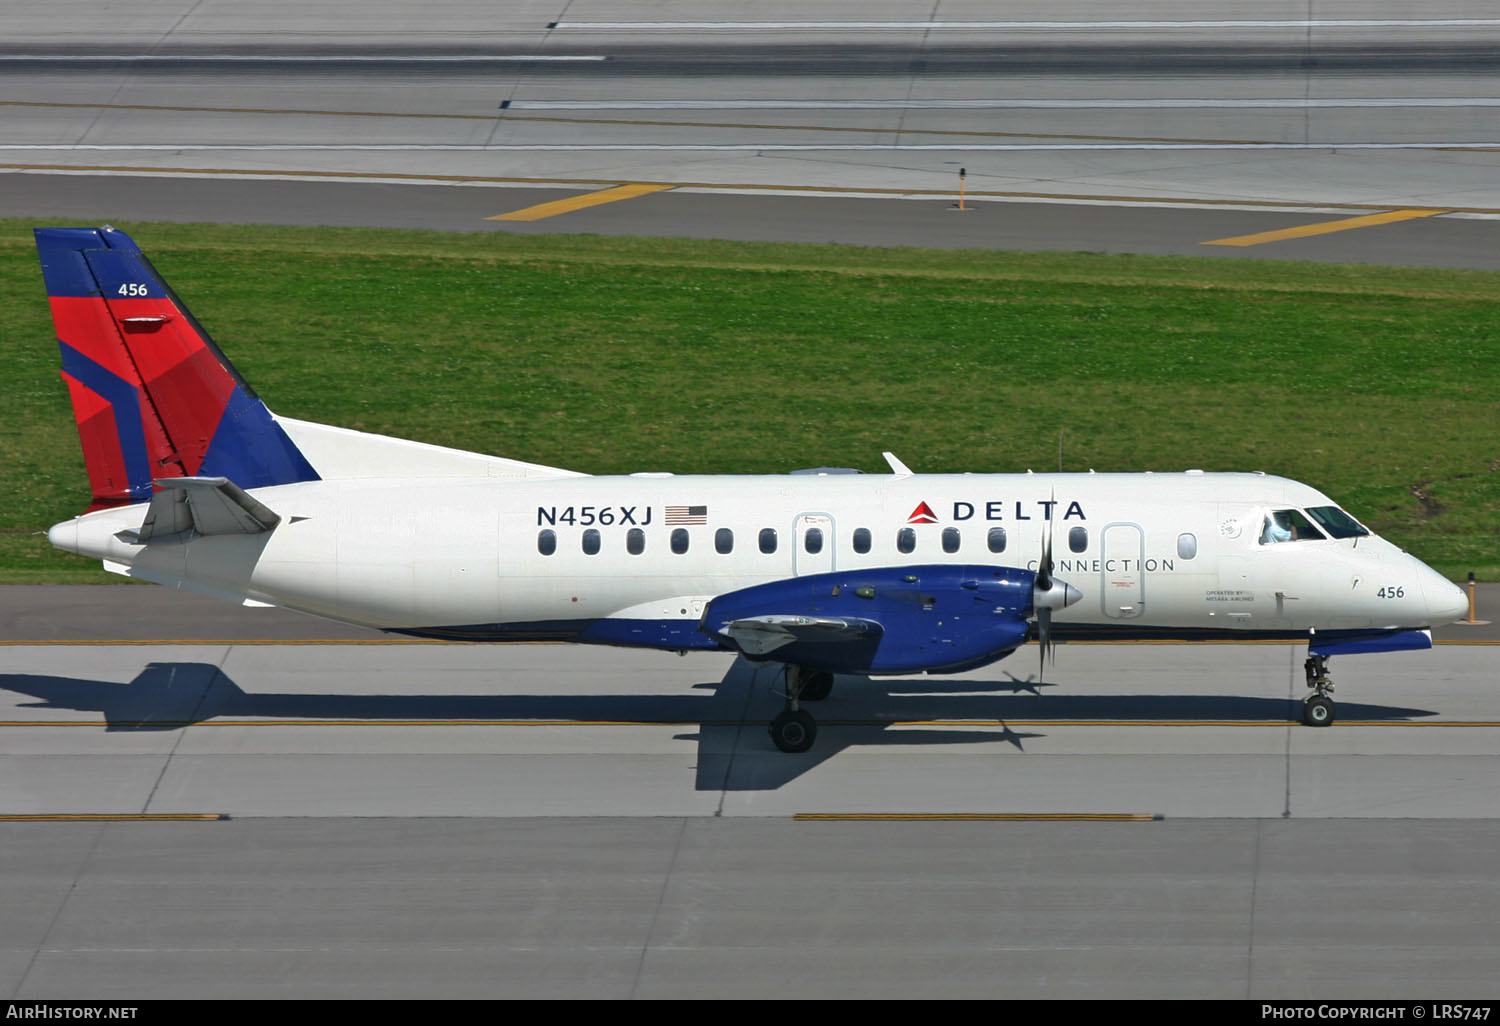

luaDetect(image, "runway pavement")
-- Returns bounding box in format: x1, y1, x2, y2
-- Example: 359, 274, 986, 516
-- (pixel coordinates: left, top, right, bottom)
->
5, 0, 1499, 1000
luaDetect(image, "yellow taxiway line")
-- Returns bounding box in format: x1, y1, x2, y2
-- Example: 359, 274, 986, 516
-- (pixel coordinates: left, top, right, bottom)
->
487, 182, 675, 221
9, 162, 1500, 215
1203, 208, 1449, 247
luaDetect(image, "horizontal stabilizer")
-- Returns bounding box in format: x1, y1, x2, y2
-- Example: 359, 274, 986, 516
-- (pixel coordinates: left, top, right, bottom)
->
722, 615, 882, 656
137, 476, 280, 540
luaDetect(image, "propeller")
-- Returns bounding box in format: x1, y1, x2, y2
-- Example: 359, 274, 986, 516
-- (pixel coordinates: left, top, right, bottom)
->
1032, 493, 1081, 679
1036, 511, 1055, 676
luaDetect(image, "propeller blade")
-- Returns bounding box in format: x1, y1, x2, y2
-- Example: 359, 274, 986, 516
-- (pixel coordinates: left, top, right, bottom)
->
1035, 489, 1063, 678
1037, 509, 1054, 592
1037, 605, 1052, 679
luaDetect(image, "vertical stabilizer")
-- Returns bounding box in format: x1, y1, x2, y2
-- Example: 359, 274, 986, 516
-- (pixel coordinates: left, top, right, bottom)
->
35, 226, 319, 510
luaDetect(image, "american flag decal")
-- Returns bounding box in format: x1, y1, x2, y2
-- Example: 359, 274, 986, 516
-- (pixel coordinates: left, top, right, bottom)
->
665, 505, 708, 525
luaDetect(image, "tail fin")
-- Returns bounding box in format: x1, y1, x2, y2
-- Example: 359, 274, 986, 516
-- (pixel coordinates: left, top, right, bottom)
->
35, 226, 319, 510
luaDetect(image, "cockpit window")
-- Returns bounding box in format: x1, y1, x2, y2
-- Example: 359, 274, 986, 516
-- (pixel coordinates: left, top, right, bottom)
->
1305, 505, 1370, 539
1260, 509, 1327, 544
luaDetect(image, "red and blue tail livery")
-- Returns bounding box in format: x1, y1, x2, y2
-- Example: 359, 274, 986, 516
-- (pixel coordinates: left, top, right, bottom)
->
36, 226, 318, 511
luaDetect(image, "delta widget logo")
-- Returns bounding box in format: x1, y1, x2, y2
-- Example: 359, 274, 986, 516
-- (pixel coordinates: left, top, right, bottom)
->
906, 502, 938, 524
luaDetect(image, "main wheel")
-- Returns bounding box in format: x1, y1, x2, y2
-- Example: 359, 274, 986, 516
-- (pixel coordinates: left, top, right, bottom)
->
800, 671, 834, 702
1302, 695, 1335, 727
769, 709, 817, 753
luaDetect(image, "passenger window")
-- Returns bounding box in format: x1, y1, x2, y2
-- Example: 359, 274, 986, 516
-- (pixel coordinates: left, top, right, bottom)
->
715, 528, 734, 554
987, 527, 1006, 554
805, 528, 823, 554
582, 528, 601, 555
897, 528, 916, 554
537, 529, 556, 556
671, 528, 689, 554
1177, 533, 1197, 560
942, 527, 960, 554
759, 528, 777, 554
853, 527, 871, 554
1260, 509, 1327, 545
627, 528, 645, 555
1068, 527, 1087, 553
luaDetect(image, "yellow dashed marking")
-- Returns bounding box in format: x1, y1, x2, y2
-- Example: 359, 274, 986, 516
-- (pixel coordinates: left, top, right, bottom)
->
1203, 208, 1448, 246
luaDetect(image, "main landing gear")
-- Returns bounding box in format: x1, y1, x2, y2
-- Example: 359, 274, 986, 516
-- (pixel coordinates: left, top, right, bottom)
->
1302, 653, 1336, 727
768, 666, 834, 753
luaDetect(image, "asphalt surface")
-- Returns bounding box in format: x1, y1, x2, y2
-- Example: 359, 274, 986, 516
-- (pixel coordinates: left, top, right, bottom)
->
7, 171, 1500, 269
4, 635, 1499, 996
4, 817, 1500, 999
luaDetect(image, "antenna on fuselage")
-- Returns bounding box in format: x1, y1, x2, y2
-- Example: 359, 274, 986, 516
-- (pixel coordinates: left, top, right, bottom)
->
882, 451, 913, 477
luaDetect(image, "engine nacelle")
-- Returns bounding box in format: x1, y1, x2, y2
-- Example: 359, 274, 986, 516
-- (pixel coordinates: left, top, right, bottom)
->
701, 564, 1038, 675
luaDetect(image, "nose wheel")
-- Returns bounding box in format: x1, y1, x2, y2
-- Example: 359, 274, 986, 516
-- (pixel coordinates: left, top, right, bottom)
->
768, 665, 821, 752
1302, 653, 1336, 727
770, 708, 817, 753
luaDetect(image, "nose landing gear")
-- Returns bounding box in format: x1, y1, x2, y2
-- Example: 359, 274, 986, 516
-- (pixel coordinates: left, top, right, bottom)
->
1302, 653, 1335, 726
768, 665, 832, 753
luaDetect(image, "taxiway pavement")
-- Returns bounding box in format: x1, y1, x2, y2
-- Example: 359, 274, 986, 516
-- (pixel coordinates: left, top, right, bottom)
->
3, 616, 1498, 998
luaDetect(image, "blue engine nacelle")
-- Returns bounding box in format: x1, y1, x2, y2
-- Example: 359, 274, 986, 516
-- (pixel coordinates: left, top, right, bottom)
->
700, 564, 1037, 675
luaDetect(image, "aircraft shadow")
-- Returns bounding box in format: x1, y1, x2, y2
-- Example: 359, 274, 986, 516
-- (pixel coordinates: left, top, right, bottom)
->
0, 661, 1440, 793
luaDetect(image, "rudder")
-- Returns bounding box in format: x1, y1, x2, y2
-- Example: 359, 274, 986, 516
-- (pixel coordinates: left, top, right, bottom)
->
35, 226, 319, 510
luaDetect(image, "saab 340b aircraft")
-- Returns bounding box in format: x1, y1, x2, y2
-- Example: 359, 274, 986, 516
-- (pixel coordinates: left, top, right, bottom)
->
36, 226, 1468, 752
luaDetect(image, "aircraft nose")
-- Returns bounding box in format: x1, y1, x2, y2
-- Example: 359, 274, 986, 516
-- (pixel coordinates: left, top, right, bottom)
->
1424, 575, 1468, 626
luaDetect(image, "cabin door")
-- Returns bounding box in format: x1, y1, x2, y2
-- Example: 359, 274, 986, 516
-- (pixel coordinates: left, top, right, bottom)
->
1100, 522, 1145, 618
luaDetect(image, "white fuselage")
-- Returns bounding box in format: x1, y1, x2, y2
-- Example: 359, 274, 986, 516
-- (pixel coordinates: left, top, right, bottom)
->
49, 469, 1467, 646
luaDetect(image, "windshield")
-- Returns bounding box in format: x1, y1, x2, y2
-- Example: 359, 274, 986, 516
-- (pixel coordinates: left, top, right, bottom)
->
1305, 505, 1371, 539
1260, 509, 1328, 544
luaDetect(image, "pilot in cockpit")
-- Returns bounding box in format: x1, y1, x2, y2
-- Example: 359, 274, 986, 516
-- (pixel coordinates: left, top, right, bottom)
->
1262, 511, 1295, 543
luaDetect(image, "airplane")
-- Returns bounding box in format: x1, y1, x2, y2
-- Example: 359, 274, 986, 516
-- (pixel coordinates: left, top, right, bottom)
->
35, 225, 1470, 752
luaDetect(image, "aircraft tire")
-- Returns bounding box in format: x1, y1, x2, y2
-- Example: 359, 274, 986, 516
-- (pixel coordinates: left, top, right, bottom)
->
770, 709, 817, 753
1302, 695, 1335, 727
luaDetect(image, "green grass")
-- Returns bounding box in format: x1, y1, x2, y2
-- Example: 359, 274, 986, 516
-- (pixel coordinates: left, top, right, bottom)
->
3, 219, 1497, 582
